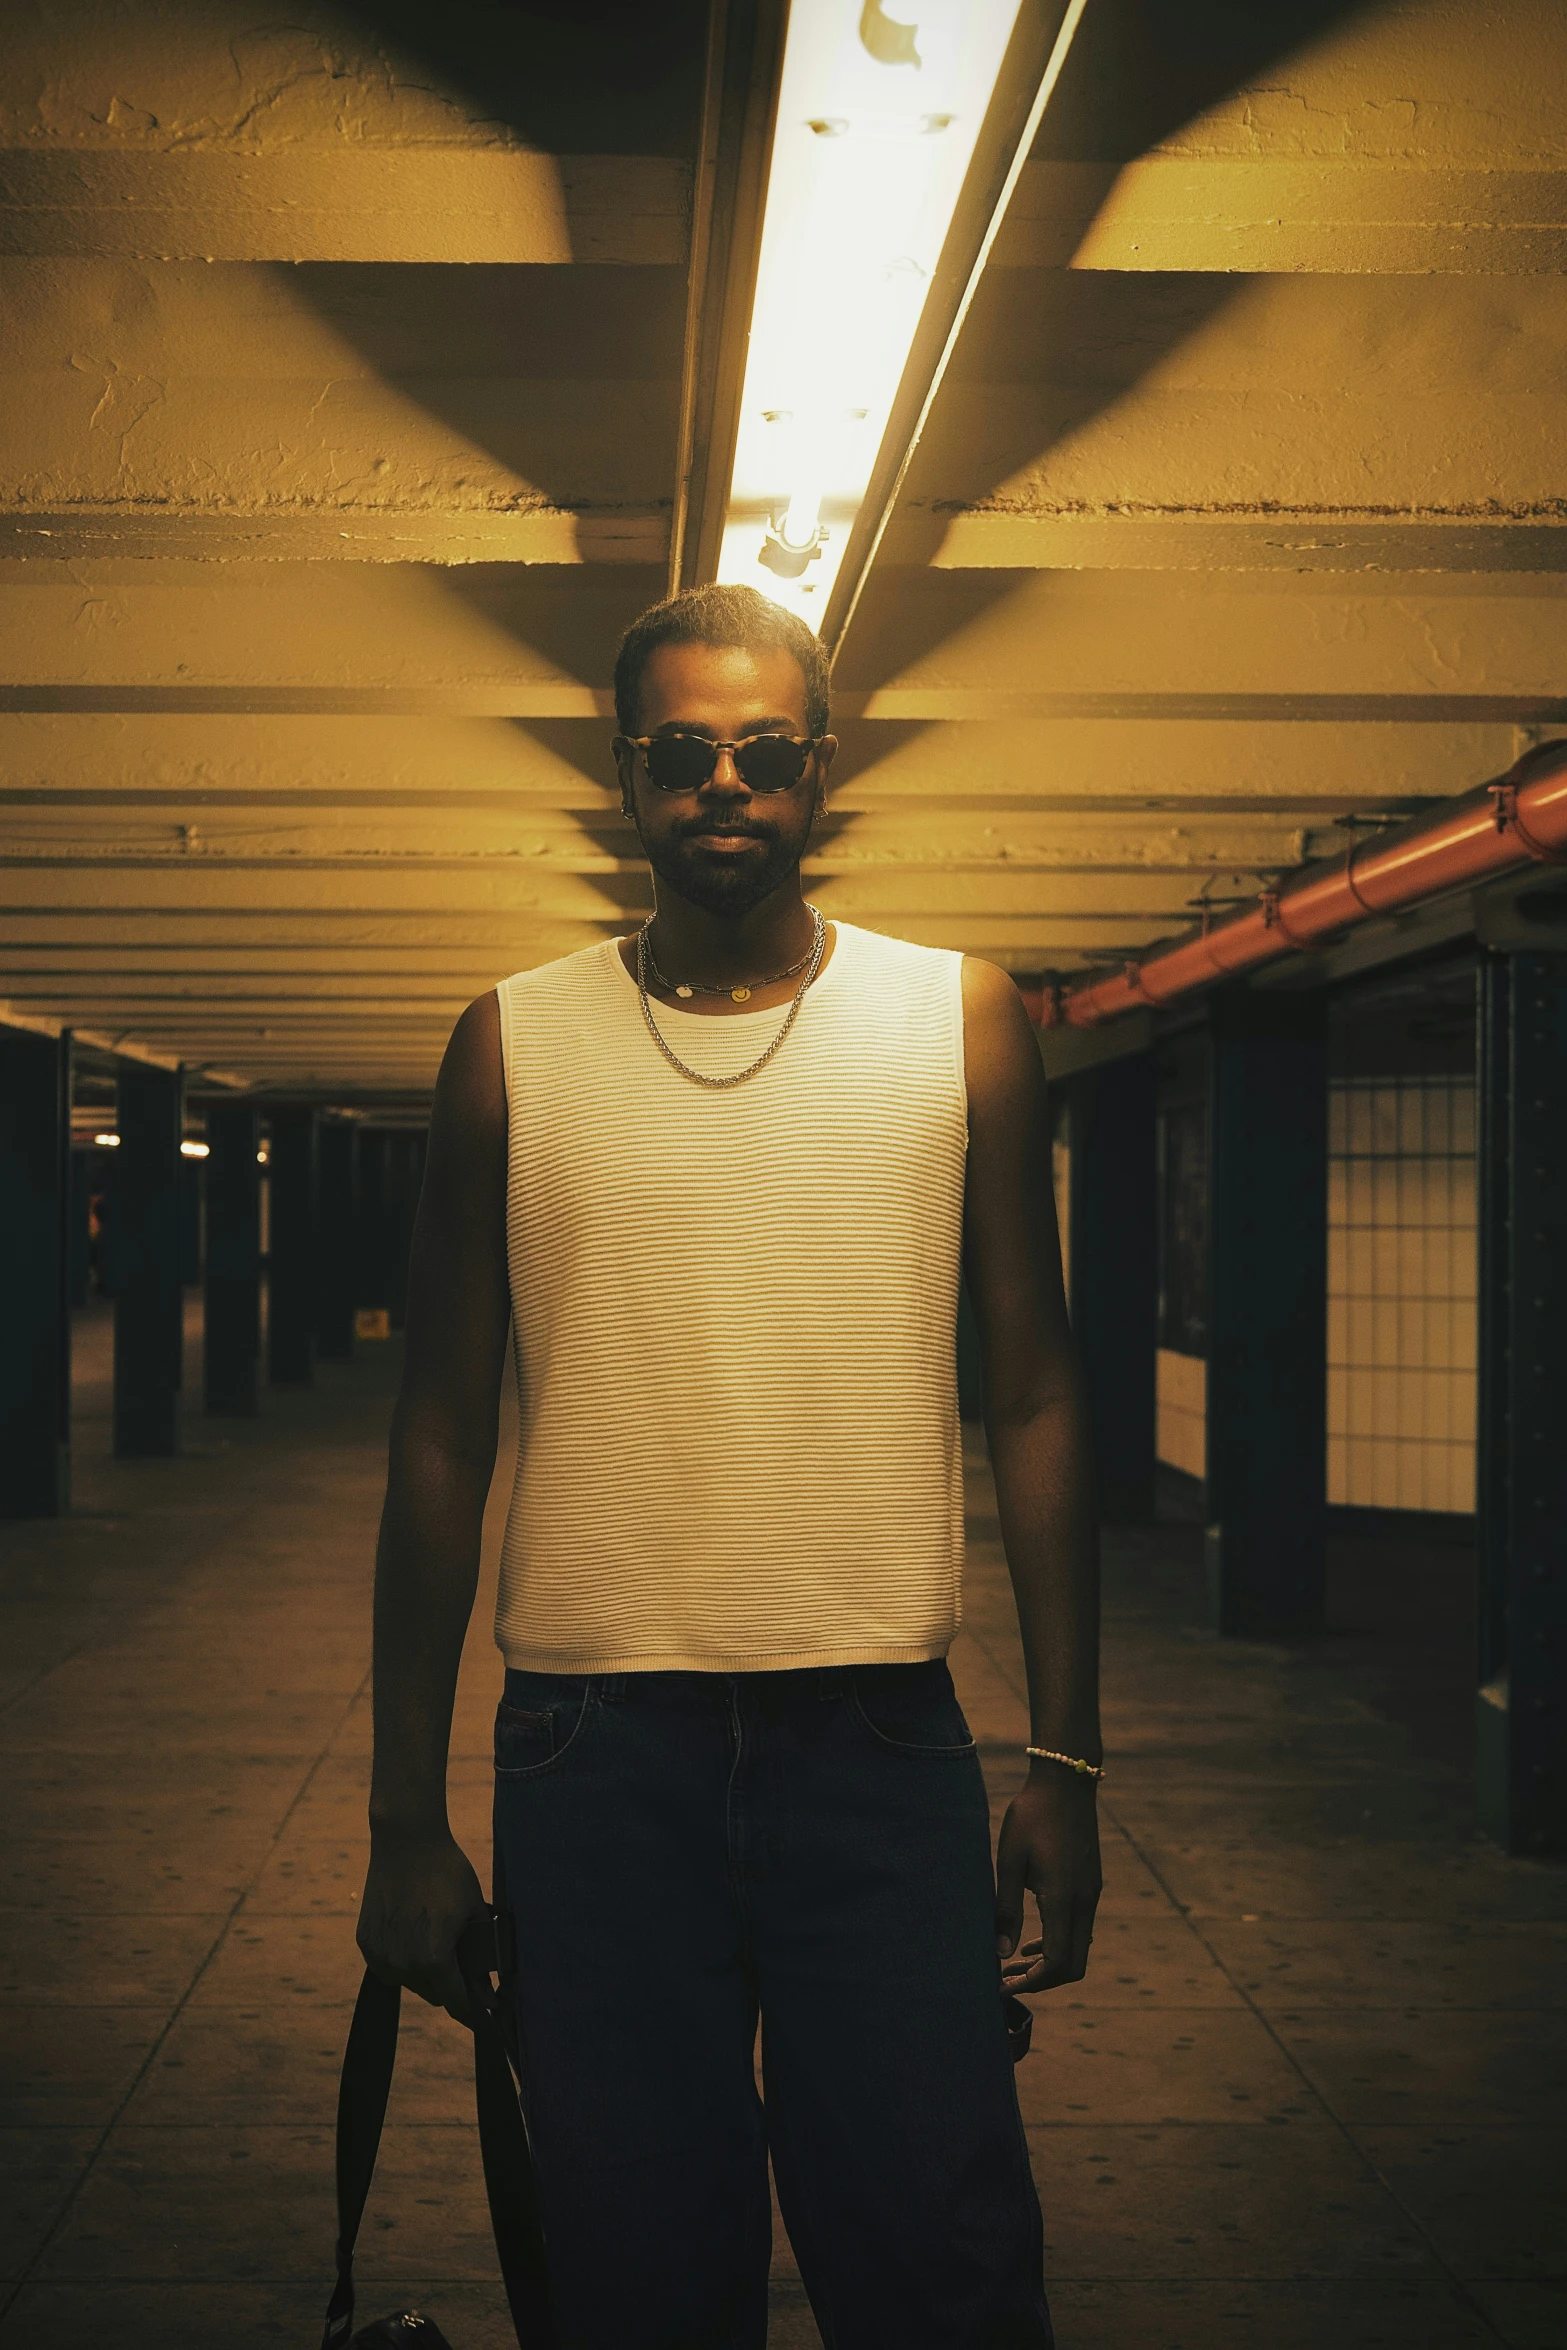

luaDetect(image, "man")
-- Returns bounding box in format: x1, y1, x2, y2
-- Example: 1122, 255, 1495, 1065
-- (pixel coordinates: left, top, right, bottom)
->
357, 583, 1101, 2349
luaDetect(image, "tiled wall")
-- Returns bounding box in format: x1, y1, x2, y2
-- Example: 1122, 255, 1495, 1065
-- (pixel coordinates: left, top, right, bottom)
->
1156, 1347, 1206, 1480
1148, 1072, 1478, 1515
1327, 1074, 1477, 1513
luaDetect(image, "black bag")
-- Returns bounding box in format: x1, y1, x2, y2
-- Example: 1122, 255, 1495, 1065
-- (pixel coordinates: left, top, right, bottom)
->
322, 1913, 554, 2350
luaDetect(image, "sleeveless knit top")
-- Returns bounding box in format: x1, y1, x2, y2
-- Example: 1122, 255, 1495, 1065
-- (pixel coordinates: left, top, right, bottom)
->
492, 921, 968, 1673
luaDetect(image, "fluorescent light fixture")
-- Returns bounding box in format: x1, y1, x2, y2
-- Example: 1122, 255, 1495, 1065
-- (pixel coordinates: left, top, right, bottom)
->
180, 1140, 210, 1159
93, 1131, 120, 1148
716, 0, 1025, 627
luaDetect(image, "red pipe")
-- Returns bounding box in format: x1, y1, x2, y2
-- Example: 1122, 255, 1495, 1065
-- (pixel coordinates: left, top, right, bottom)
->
1035, 740, 1567, 1030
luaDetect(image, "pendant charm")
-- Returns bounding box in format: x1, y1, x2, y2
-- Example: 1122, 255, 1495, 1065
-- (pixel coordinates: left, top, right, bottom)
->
675, 984, 693, 999
731, 986, 752, 1003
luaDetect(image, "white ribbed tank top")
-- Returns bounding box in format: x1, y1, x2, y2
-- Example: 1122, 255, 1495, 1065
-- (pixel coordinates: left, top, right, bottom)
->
492, 921, 968, 1673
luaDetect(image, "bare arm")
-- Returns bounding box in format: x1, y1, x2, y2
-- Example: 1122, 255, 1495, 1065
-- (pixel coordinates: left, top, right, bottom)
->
961, 957, 1102, 1993
356, 991, 511, 2020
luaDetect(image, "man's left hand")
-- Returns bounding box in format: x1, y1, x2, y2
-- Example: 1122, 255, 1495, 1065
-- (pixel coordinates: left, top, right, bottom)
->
995, 1767, 1102, 1993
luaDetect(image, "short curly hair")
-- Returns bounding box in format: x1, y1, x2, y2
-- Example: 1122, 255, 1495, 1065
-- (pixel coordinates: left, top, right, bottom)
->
614, 583, 830, 740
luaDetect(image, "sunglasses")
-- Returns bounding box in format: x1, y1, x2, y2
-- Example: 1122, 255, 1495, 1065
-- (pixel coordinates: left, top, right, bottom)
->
621, 732, 820, 795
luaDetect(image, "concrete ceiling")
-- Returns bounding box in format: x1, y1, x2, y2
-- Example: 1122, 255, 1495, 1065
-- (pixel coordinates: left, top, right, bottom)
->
2, 0, 1564, 1102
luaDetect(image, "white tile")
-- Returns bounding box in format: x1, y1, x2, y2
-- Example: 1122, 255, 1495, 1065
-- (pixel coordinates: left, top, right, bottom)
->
1372, 1298, 1399, 1368
1327, 1435, 1348, 1506
1370, 1438, 1401, 1509
1326, 1365, 1348, 1433
1327, 1160, 1348, 1224
1425, 1224, 1453, 1301
1452, 1295, 1478, 1370
1450, 1444, 1476, 1515
1396, 1372, 1425, 1442
1346, 1085, 1373, 1155
1372, 1159, 1400, 1227
1371, 1367, 1400, 1438
1422, 1443, 1451, 1516
1398, 1086, 1425, 1154
1396, 1440, 1426, 1510
1427, 1368, 1454, 1443
1451, 1084, 1477, 1153
1424, 1085, 1451, 1155
1426, 1298, 1452, 1369
1326, 1298, 1348, 1368
1397, 1296, 1426, 1368
1397, 1226, 1425, 1301
1371, 1086, 1400, 1155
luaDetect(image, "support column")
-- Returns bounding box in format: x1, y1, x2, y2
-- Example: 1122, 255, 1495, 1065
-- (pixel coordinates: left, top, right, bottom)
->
0, 1025, 72, 1516
267, 1107, 317, 1385
1066, 1051, 1157, 1522
205, 1102, 261, 1415
386, 1131, 426, 1330
1476, 951, 1567, 1856
316, 1118, 358, 1361
69, 1147, 91, 1310
354, 1130, 390, 1331
178, 1157, 203, 1290
114, 1059, 183, 1457
1205, 989, 1328, 1635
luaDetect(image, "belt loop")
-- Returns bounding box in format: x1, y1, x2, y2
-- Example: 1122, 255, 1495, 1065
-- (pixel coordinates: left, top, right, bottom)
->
599, 1673, 626, 1704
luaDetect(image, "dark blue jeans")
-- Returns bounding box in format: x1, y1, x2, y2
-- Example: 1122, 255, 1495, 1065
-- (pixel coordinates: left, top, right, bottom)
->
492, 1658, 1051, 2350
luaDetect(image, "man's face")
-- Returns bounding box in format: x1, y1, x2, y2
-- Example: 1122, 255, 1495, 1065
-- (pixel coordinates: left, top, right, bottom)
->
616, 643, 834, 919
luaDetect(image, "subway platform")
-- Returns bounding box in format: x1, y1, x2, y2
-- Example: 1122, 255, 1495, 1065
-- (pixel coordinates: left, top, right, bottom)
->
1, 1307, 1563, 2350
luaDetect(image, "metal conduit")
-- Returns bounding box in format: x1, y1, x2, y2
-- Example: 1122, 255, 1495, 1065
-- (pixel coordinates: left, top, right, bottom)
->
1038, 739, 1567, 1030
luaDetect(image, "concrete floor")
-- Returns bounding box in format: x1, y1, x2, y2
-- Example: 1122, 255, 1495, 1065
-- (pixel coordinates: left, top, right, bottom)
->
1, 1302, 1563, 2349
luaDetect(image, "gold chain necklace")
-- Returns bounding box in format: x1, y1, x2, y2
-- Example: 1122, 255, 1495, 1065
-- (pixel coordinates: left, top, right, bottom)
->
634, 908, 826, 1089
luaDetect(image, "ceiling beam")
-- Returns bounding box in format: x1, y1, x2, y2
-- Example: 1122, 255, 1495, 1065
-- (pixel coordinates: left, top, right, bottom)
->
995, 157, 1567, 276
0, 150, 690, 265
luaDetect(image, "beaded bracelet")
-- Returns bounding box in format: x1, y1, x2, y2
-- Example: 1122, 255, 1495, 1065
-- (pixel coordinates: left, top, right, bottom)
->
1025, 1746, 1106, 1780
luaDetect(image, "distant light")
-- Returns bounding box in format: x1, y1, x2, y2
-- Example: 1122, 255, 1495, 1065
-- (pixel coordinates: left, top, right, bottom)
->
256, 1146, 270, 1165
717, 0, 1025, 627
180, 1140, 210, 1159
93, 1132, 120, 1148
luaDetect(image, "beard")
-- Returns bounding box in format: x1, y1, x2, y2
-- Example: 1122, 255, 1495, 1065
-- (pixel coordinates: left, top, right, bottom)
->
637, 816, 808, 918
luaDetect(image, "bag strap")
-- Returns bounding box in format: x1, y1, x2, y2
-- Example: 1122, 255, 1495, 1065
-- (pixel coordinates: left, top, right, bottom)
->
457, 1916, 556, 2348
322, 1966, 402, 2349
323, 1916, 555, 2350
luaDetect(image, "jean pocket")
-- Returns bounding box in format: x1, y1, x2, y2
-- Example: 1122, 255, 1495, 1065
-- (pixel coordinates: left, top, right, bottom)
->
493, 1686, 592, 1777
849, 1660, 977, 1756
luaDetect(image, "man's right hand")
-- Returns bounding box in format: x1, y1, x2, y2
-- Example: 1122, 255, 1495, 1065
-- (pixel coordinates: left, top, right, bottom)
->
356, 1827, 489, 2026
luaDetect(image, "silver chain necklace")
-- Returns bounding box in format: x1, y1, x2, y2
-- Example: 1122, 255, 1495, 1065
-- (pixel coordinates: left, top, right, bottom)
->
643, 932, 815, 1002
634, 907, 826, 1089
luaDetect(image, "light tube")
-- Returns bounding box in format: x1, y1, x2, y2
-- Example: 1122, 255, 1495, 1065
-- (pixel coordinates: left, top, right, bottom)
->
716, 0, 1025, 628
